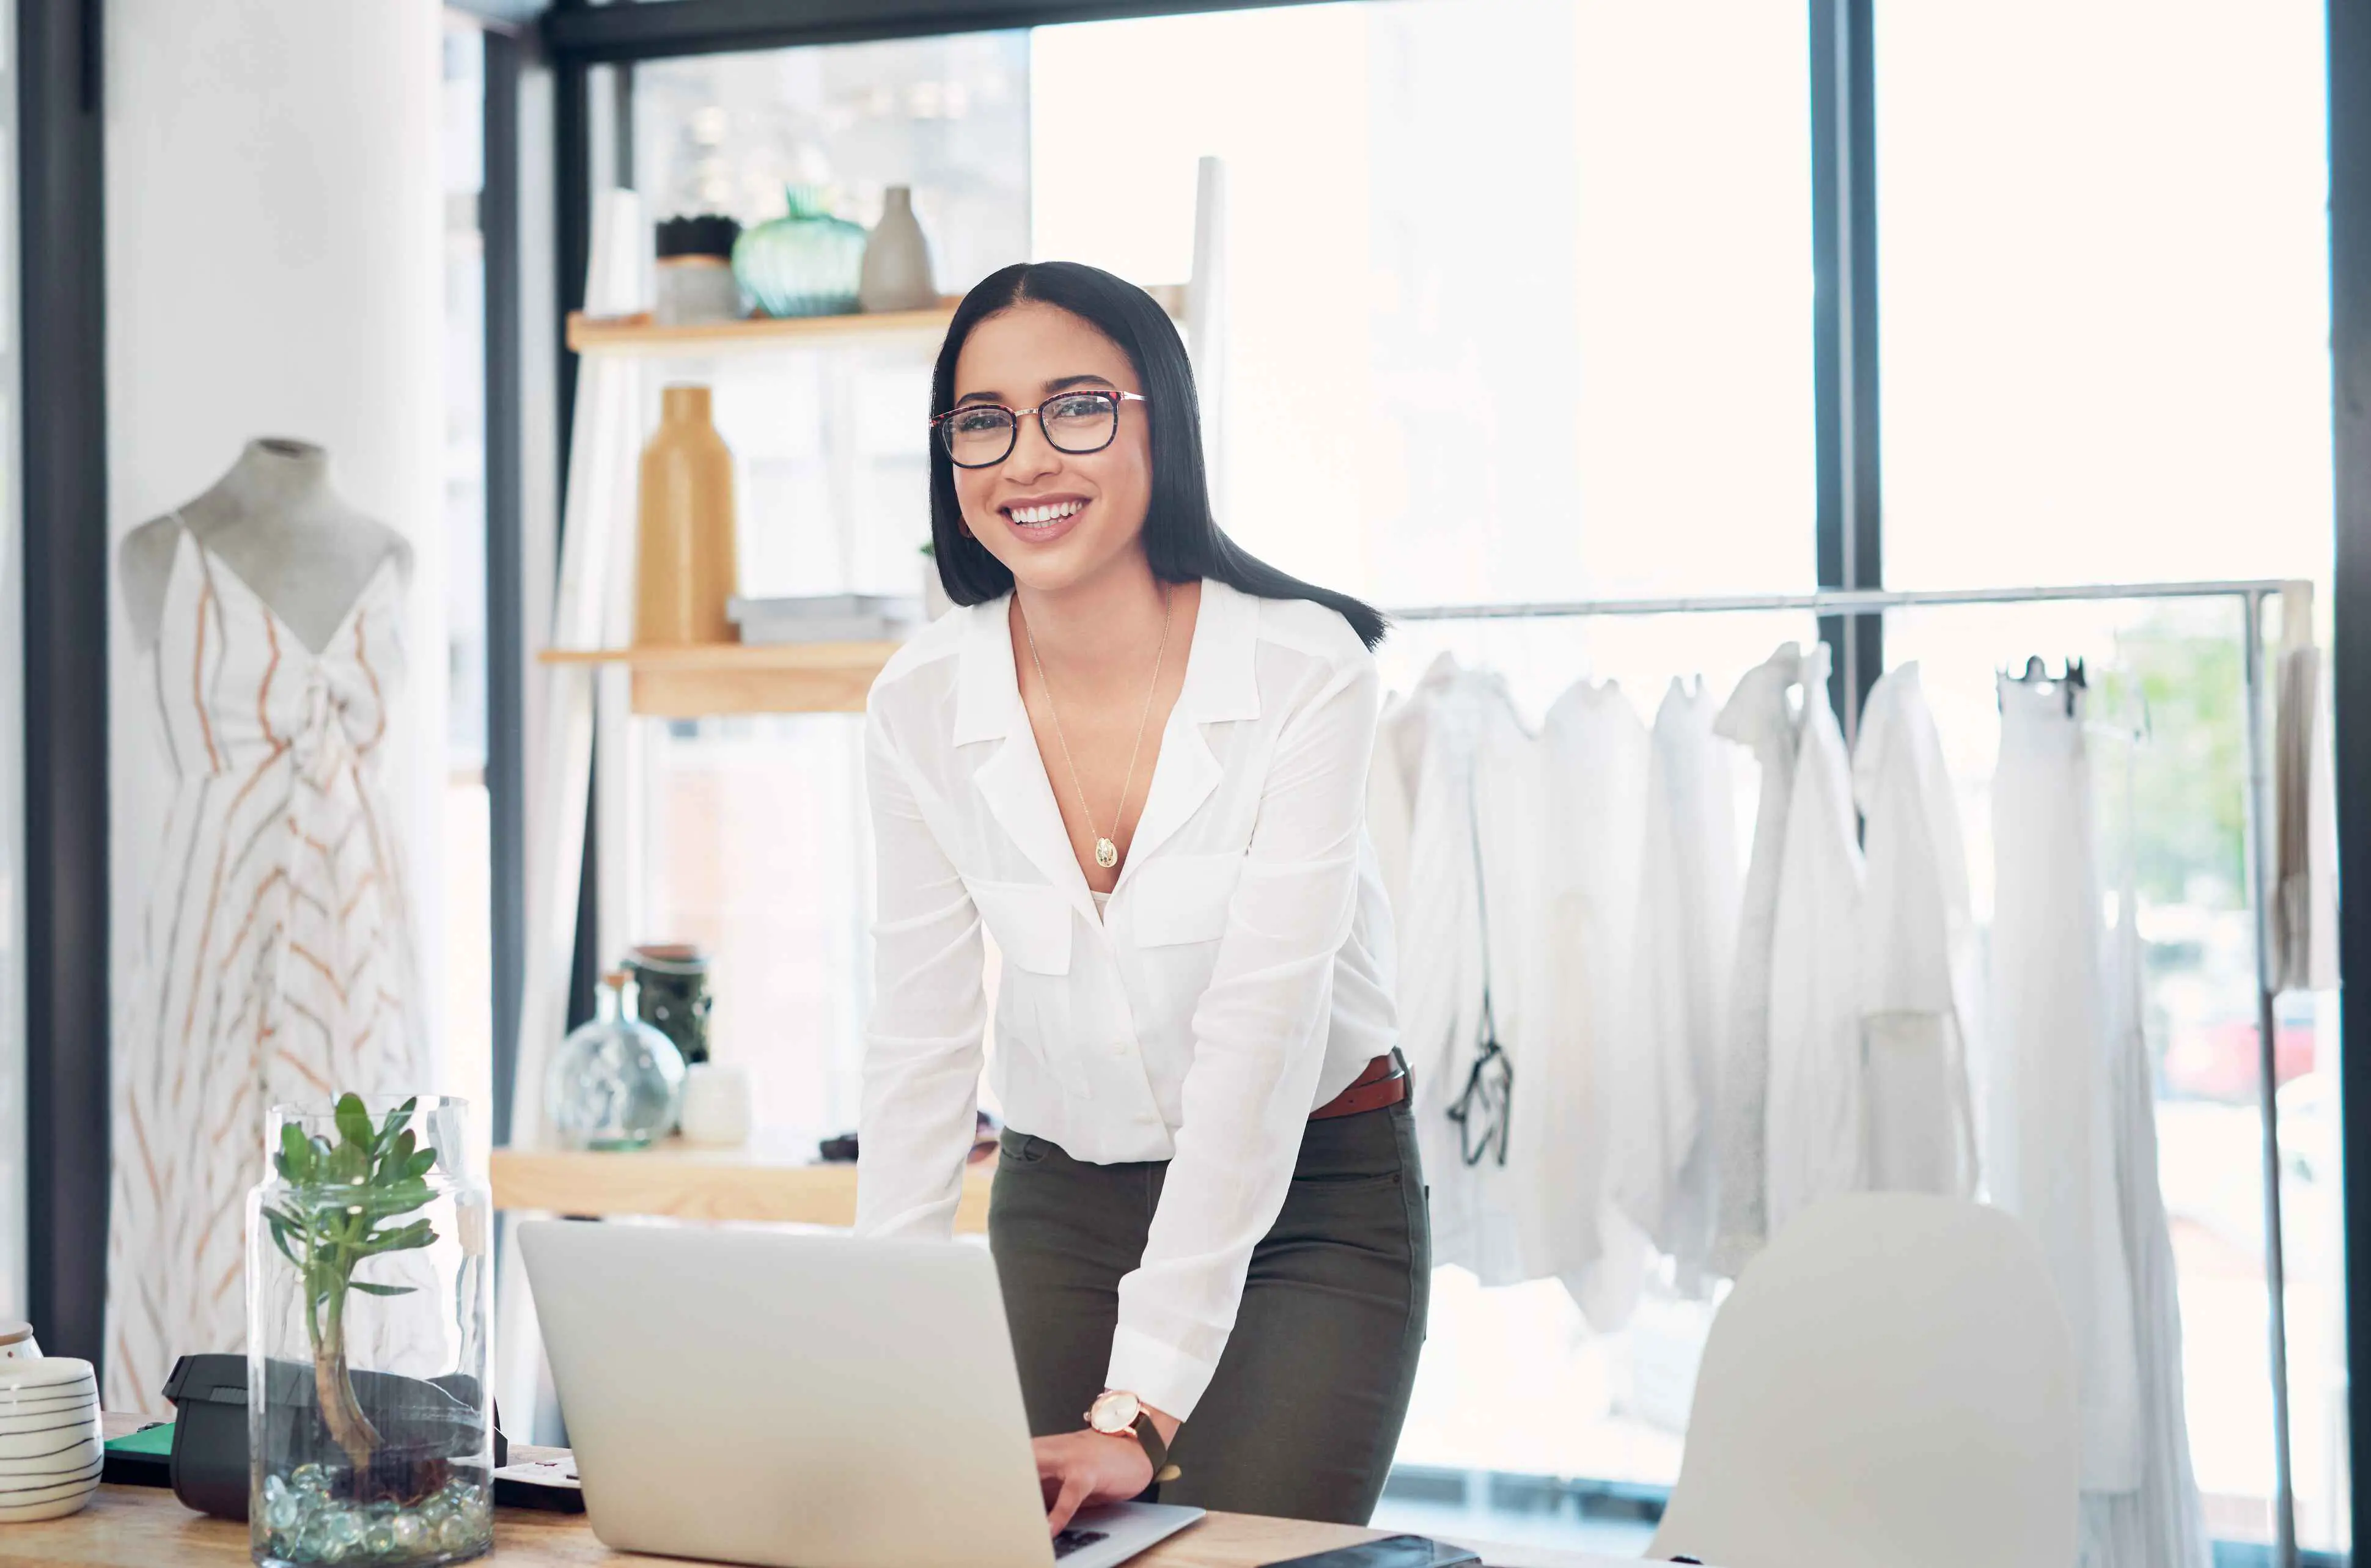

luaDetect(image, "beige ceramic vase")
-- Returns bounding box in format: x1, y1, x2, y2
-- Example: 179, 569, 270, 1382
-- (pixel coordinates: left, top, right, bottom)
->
636, 384, 738, 645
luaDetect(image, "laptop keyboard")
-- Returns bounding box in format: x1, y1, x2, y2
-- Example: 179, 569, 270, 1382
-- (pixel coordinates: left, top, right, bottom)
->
1053, 1528, 1110, 1559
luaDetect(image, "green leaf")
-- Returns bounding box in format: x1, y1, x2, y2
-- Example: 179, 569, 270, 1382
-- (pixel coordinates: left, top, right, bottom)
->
375, 1098, 416, 1154
377, 1130, 417, 1185
370, 1176, 432, 1209
369, 1219, 438, 1255
328, 1138, 369, 1185
404, 1148, 438, 1181
347, 1281, 416, 1298
334, 1094, 374, 1152
278, 1123, 314, 1183
262, 1209, 301, 1267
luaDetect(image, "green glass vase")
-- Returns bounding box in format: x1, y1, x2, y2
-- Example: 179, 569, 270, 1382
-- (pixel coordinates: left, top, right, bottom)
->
731, 185, 866, 319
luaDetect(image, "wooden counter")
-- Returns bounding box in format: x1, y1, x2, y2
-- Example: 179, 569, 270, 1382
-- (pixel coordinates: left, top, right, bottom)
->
489, 1129, 993, 1232
7, 1479, 1626, 1568
18, 1416, 1638, 1568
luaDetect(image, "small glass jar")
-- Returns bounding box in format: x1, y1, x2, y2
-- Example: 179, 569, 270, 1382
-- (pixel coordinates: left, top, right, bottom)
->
548, 972, 685, 1150
624, 943, 713, 1066
653, 214, 744, 327
246, 1096, 493, 1567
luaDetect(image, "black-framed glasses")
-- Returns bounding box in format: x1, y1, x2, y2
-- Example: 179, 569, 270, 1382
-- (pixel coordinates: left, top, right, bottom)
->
930, 390, 1148, 468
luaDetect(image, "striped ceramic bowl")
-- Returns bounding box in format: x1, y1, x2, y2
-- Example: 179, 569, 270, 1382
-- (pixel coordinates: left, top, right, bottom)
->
0, 1357, 101, 1522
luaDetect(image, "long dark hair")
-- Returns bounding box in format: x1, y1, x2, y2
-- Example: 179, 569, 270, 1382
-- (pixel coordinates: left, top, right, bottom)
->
926, 261, 1387, 650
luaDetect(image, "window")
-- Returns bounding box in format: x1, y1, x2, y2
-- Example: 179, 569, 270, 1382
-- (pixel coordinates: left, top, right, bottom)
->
1876, 2, 2336, 1549
573, 1, 2341, 1555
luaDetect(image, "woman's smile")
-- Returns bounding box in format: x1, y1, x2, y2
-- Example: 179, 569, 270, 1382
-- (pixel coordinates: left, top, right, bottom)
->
998, 492, 1092, 545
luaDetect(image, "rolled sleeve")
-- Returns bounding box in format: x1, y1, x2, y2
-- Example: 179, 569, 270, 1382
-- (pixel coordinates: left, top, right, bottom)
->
854, 705, 988, 1240
1106, 653, 1383, 1418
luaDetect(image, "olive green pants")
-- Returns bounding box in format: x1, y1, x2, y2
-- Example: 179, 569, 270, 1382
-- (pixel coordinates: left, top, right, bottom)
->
986, 1099, 1430, 1525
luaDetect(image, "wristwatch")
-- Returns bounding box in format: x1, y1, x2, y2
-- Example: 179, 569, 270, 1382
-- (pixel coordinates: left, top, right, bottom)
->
1085, 1389, 1180, 1483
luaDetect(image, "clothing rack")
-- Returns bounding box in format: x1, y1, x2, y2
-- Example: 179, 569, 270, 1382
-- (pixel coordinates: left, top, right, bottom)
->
1382, 577, 2311, 1568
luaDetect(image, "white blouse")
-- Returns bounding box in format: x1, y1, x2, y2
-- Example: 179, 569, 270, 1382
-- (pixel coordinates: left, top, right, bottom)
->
853, 577, 1399, 1420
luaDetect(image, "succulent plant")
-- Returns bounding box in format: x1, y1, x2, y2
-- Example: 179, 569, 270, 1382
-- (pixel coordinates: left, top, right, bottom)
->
260, 1095, 440, 1478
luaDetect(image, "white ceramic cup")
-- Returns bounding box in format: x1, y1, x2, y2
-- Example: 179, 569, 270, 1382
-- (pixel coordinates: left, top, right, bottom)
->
0, 1357, 101, 1522
678, 1061, 754, 1147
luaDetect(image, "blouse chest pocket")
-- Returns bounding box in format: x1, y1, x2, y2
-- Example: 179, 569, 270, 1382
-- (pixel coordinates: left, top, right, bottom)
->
1130, 852, 1244, 948
963, 877, 1073, 975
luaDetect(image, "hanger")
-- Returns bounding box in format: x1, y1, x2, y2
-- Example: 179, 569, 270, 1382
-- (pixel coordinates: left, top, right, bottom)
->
2003, 655, 2087, 718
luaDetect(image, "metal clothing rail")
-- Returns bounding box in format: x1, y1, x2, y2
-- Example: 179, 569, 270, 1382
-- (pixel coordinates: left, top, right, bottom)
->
1384, 576, 2311, 1568
1386, 576, 2303, 621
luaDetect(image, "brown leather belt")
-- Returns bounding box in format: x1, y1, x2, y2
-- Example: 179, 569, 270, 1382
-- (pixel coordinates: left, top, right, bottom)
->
1309, 1052, 1409, 1121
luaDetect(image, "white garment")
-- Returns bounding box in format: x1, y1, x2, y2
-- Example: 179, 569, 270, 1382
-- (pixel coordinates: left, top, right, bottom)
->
1610, 678, 1739, 1294
1711, 642, 1863, 1272
2271, 640, 2340, 993
1851, 664, 1979, 1196
1986, 675, 2144, 1498
1532, 679, 1653, 1321
1375, 658, 1532, 1283
2081, 733, 2212, 1568
855, 579, 1397, 1420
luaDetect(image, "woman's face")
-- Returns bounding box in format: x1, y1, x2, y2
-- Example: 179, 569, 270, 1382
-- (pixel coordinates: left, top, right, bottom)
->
947, 301, 1153, 596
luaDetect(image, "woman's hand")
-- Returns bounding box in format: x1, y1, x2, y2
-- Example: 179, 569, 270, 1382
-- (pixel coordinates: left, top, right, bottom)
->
1033, 1405, 1180, 1534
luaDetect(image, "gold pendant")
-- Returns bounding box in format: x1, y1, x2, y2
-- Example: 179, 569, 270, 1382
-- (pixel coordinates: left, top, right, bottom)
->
1095, 837, 1119, 869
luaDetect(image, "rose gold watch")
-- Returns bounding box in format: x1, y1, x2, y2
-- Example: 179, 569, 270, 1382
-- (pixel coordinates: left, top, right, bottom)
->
1085, 1389, 1176, 1481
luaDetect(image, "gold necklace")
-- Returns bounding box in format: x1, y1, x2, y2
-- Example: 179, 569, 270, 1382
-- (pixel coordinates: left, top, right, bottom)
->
1021, 584, 1175, 872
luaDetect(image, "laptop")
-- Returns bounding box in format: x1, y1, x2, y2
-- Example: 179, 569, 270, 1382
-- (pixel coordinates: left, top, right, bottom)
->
519, 1222, 1206, 1568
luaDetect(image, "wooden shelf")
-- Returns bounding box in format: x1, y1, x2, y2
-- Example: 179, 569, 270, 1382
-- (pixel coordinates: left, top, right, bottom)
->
490, 1128, 993, 1233
567, 284, 1186, 359
537, 640, 899, 716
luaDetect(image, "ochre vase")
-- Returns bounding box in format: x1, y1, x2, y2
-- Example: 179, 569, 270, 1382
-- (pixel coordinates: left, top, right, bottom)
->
636, 384, 738, 645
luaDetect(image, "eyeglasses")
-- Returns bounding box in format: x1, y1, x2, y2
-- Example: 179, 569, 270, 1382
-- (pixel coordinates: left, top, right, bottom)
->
930, 390, 1147, 469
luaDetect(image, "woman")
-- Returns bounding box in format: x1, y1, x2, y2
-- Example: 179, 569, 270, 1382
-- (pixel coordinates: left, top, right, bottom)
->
855, 261, 1425, 1531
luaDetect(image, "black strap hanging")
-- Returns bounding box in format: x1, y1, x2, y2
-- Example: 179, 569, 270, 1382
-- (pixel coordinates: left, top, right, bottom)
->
1445, 750, 1513, 1168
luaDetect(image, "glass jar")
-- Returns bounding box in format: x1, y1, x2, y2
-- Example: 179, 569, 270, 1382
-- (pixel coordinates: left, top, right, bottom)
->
730, 185, 866, 318
246, 1096, 493, 1567
548, 971, 685, 1150
623, 944, 713, 1067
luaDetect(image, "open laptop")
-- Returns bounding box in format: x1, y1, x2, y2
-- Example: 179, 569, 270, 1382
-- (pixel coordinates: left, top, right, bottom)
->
519, 1222, 1205, 1568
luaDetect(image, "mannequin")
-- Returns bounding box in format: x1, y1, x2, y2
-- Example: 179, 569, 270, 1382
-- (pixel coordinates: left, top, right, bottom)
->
105, 436, 427, 1415
120, 437, 411, 655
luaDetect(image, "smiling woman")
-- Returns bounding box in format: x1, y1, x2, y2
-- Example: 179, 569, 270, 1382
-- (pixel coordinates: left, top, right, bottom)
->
855, 259, 1423, 1532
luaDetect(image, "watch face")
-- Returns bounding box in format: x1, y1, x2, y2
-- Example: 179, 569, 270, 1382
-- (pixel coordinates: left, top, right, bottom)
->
1090, 1390, 1141, 1433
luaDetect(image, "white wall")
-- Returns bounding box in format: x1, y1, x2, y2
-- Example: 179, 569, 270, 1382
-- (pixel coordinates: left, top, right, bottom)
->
105, 4, 449, 1118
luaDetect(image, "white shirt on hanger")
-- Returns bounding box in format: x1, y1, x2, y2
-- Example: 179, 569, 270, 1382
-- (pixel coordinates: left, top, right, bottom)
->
853, 577, 1397, 1421
1534, 677, 1654, 1323
1852, 662, 1979, 1196
1372, 656, 1524, 1283
1712, 642, 1864, 1271
1988, 673, 2144, 1498
1611, 677, 1740, 1293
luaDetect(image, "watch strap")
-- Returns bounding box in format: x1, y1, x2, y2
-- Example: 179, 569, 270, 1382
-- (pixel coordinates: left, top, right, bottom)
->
1132, 1412, 1180, 1484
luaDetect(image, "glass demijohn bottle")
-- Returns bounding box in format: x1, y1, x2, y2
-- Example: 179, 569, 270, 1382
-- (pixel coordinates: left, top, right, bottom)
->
548, 971, 686, 1150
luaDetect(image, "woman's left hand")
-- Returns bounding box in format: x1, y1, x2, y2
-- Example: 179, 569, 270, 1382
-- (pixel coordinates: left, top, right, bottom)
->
1034, 1429, 1151, 1533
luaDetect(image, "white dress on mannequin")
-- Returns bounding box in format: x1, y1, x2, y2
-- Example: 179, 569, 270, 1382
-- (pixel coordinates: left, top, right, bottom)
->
1987, 674, 2144, 1509
103, 525, 425, 1413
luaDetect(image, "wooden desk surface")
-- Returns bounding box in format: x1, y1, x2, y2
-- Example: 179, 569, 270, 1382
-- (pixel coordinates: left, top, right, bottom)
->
488, 1130, 993, 1232
16, 1418, 1633, 1568
2, 1481, 1627, 1568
